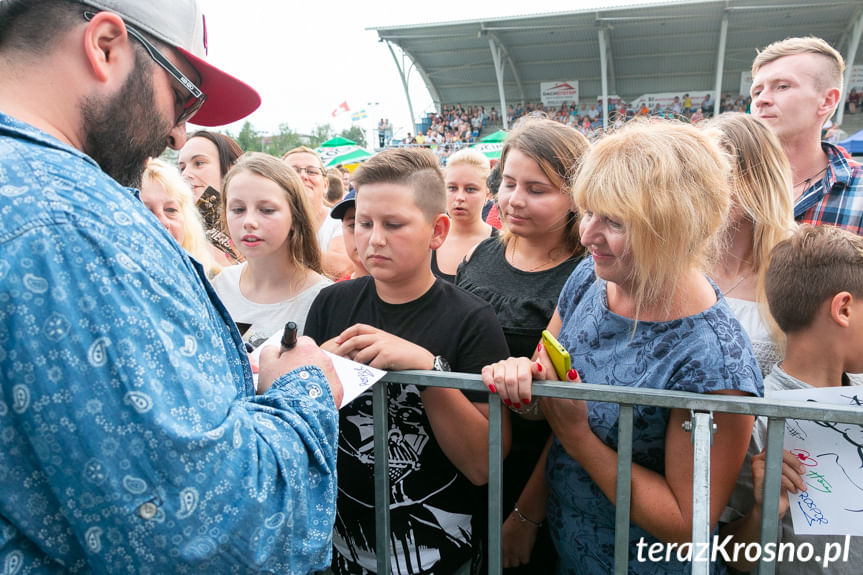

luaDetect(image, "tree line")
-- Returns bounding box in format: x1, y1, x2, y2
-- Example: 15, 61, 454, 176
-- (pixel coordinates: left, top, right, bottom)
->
227, 121, 368, 156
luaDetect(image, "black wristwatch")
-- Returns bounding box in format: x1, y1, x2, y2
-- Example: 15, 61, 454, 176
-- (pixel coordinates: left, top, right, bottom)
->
432, 355, 451, 372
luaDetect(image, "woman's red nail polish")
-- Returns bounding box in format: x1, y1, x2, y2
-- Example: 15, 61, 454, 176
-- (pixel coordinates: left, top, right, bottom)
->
513, 402, 521, 409
522, 398, 530, 405
536, 363, 543, 372
503, 398, 512, 406
567, 368, 579, 380
488, 384, 497, 394
537, 342, 542, 352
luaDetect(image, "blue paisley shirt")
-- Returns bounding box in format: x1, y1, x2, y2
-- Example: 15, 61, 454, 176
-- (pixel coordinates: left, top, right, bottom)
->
0, 113, 339, 574
547, 258, 762, 575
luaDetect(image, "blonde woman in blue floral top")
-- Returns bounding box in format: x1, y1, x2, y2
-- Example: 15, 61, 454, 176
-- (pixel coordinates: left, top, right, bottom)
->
483, 120, 763, 574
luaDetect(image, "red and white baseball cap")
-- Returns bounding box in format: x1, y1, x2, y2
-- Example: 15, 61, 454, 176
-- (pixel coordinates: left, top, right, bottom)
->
80, 0, 261, 127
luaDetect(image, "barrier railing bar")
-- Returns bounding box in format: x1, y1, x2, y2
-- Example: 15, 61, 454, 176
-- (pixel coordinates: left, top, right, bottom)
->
381, 371, 863, 424
758, 417, 787, 575
488, 396, 503, 575
614, 404, 634, 575
374, 380, 391, 574
372, 371, 863, 574
690, 411, 715, 575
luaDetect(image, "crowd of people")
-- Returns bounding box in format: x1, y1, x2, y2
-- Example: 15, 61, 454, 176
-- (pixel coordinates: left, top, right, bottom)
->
408, 91, 774, 162
2, 0, 863, 573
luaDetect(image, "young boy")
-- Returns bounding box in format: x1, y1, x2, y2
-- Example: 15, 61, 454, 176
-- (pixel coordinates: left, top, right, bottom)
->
329, 188, 369, 281
304, 148, 510, 575
721, 224, 863, 573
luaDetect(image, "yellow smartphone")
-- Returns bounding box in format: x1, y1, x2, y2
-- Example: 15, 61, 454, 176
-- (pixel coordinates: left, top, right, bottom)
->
541, 330, 571, 381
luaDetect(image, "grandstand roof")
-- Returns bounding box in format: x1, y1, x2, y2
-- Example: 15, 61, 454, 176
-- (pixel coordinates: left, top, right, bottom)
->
370, 0, 863, 115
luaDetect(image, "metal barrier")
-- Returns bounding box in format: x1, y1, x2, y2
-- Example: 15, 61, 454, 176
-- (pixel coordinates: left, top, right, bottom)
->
370, 370, 863, 575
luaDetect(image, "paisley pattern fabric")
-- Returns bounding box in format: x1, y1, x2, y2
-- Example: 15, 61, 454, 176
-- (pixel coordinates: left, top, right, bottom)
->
547, 257, 763, 574
0, 113, 339, 574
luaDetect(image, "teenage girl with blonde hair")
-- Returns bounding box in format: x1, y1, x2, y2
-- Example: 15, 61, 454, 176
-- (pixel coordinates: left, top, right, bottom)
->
705, 112, 796, 375
432, 148, 496, 282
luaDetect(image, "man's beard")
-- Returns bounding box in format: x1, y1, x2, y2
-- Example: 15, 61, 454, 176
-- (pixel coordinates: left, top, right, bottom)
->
81, 55, 173, 188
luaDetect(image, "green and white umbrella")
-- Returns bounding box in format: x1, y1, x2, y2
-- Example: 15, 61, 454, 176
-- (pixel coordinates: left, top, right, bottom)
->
470, 129, 507, 159
479, 129, 508, 143
316, 137, 372, 168
470, 142, 503, 160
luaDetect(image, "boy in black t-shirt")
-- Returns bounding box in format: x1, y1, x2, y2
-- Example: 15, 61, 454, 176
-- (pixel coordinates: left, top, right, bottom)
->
304, 148, 510, 575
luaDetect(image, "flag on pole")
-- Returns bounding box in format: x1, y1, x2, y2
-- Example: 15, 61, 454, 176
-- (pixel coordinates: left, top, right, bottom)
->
351, 109, 368, 122
331, 101, 350, 117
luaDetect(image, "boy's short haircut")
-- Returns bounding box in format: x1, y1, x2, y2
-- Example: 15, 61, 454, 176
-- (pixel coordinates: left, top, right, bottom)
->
765, 224, 863, 333
752, 36, 845, 94
351, 148, 445, 222
325, 168, 345, 204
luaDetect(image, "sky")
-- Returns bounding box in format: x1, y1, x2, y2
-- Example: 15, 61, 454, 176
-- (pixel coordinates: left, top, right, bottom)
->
193, 0, 671, 143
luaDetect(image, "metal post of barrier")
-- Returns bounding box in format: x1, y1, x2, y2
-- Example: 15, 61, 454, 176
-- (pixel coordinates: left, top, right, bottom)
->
758, 417, 787, 575
374, 381, 391, 574
687, 411, 715, 575
488, 397, 503, 575
614, 404, 634, 575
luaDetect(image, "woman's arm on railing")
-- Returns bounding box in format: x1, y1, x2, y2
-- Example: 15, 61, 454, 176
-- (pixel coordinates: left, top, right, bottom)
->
543, 391, 755, 544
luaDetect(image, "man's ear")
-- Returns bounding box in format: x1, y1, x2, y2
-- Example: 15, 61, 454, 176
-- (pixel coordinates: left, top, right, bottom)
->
429, 213, 451, 250
81, 11, 133, 83
819, 87, 841, 119
830, 291, 854, 328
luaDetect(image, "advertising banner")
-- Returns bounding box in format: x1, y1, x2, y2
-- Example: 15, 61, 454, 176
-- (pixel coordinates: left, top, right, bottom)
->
540, 81, 579, 107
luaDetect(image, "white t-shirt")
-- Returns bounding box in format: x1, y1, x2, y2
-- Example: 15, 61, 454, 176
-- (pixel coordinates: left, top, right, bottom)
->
212, 262, 331, 345
723, 366, 863, 575
317, 211, 343, 252
725, 297, 782, 378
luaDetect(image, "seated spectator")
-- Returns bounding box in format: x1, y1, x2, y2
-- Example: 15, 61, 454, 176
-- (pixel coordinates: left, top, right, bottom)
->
432, 149, 496, 282
705, 113, 796, 376
213, 153, 331, 348
141, 158, 221, 279
702, 92, 715, 117
720, 224, 863, 573
847, 87, 859, 114
484, 119, 762, 574
304, 148, 510, 575
283, 146, 353, 279
690, 107, 705, 123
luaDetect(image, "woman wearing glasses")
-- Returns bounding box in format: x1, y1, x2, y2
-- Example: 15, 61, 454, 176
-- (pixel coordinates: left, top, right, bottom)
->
283, 147, 353, 280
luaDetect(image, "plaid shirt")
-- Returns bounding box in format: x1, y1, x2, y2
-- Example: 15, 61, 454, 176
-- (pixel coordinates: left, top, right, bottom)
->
795, 142, 863, 235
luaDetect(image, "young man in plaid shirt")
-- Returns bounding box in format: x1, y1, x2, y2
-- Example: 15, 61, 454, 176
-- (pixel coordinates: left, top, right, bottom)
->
750, 36, 863, 235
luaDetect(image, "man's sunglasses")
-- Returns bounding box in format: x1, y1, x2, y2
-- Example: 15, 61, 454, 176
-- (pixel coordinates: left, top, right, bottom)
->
84, 11, 207, 125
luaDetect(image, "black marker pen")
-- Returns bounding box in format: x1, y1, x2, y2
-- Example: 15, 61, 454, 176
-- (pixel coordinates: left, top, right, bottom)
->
280, 321, 298, 351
